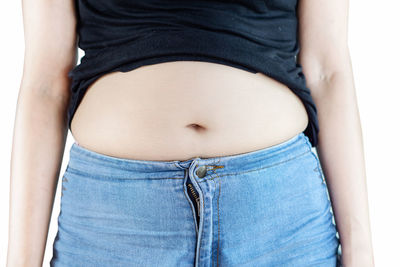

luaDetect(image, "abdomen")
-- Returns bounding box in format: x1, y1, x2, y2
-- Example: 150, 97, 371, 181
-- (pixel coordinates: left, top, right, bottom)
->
70, 60, 309, 161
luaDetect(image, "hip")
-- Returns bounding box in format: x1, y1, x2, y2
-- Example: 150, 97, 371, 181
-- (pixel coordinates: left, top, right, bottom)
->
50, 132, 340, 266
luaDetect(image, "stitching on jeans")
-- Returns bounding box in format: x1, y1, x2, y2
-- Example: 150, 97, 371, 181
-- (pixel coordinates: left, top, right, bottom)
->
211, 178, 217, 267
208, 163, 223, 186
206, 157, 222, 267
61, 176, 68, 197
206, 165, 225, 171
309, 150, 326, 184
189, 168, 205, 266
66, 168, 184, 180
203, 158, 223, 176
197, 186, 204, 267
198, 150, 310, 183
217, 176, 221, 267
211, 178, 217, 200
71, 146, 183, 172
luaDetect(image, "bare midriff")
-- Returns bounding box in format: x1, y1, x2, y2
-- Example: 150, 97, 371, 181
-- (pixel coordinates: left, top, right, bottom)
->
70, 61, 309, 161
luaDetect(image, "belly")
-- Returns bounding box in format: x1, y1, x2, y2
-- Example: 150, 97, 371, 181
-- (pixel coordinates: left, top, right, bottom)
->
70, 61, 309, 161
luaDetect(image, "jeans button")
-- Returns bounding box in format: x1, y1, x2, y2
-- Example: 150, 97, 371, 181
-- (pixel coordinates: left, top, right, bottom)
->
196, 165, 207, 178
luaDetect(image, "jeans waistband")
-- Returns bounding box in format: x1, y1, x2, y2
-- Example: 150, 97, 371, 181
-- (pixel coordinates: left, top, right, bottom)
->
67, 132, 312, 179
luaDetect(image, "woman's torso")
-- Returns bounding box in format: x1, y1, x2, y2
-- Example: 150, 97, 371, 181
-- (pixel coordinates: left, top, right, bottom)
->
70, 61, 309, 161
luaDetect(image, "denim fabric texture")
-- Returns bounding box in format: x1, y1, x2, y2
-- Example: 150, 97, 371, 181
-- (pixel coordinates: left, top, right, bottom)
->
50, 132, 341, 266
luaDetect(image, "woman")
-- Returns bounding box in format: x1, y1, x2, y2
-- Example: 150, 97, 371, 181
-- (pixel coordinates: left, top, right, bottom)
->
7, 0, 374, 266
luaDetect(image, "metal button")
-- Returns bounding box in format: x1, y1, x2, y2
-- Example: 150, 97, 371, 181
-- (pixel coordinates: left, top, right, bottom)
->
196, 165, 207, 178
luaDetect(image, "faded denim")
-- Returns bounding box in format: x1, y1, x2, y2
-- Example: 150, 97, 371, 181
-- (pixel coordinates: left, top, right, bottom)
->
50, 132, 341, 266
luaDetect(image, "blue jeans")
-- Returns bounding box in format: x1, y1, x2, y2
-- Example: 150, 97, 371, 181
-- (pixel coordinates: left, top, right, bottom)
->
50, 132, 341, 266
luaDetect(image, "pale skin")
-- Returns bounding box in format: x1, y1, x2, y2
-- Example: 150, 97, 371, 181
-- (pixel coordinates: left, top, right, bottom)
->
297, 0, 374, 265
7, 0, 374, 266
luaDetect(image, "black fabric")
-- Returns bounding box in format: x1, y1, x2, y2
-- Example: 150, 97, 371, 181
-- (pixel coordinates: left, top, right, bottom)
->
68, 0, 319, 147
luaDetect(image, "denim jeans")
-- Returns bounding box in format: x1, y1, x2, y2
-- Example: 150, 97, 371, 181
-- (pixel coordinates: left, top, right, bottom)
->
50, 132, 341, 266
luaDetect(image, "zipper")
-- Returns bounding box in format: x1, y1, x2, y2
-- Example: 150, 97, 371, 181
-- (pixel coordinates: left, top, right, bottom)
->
187, 181, 201, 228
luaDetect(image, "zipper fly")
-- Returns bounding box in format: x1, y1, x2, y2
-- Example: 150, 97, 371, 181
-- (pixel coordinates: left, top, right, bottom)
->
187, 183, 200, 217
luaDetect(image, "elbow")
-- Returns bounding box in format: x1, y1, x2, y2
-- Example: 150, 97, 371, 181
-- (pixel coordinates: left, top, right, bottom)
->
304, 60, 354, 95
305, 68, 338, 90
19, 75, 71, 107
301, 45, 353, 91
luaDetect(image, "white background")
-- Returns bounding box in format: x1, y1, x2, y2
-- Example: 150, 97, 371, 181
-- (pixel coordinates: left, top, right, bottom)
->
1, 0, 399, 266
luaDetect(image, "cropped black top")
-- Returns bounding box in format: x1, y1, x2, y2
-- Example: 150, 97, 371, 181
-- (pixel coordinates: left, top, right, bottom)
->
67, 0, 319, 147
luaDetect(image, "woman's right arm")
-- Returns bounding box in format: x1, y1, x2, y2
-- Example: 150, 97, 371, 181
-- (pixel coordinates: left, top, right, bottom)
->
7, 0, 78, 266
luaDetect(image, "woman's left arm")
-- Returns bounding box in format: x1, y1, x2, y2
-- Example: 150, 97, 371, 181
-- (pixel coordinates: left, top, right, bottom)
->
297, 0, 374, 266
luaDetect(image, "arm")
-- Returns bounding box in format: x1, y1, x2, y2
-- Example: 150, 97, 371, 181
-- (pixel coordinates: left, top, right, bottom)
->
297, 0, 374, 266
7, 0, 78, 266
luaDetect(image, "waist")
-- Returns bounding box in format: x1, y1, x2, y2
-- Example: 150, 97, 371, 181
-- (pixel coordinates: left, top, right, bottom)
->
67, 131, 313, 180
70, 61, 309, 161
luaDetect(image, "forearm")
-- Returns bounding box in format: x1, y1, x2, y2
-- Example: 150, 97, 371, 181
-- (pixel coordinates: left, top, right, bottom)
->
7, 82, 69, 267
309, 65, 374, 265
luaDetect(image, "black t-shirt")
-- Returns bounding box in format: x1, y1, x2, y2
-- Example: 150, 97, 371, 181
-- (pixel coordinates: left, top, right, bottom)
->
68, 0, 319, 147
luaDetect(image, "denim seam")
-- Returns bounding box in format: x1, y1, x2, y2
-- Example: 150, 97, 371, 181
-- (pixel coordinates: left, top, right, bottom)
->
309, 150, 326, 184
217, 177, 221, 267
70, 149, 180, 171
70, 133, 305, 173
210, 179, 216, 267
66, 167, 184, 180
189, 168, 205, 266
204, 161, 222, 267
208, 165, 222, 267
201, 133, 304, 167
198, 190, 204, 266
61, 176, 68, 197
198, 150, 310, 183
